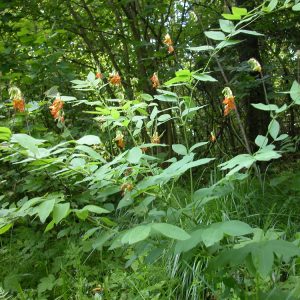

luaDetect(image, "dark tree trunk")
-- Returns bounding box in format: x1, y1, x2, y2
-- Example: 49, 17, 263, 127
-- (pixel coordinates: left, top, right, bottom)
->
236, 0, 270, 148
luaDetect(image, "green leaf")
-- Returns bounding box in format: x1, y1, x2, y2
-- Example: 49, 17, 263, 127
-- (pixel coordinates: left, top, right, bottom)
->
175, 229, 204, 253
254, 149, 281, 161
87, 71, 95, 82
219, 154, 255, 175
37, 199, 55, 223
157, 114, 171, 122
292, 3, 300, 10
275, 134, 288, 141
222, 13, 241, 20
92, 231, 115, 249
216, 40, 242, 49
127, 147, 143, 164
192, 73, 217, 82
82, 227, 100, 241
190, 142, 209, 152
44, 220, 55, 232
111, 109, 120, 119
252, 245, 274, 278
75, 209, 89, 220
175, 69, 191, 77
140, 93, 153, 101
38, 274, 55, 294
76, 135, 101, 145
204, 31, 226, 41
290, 80, 300, 104
232, 7, 248, 16
164, 76, 191, 85
238, 29, 264, 36
182, 106, 206, 117
0, 127, 12, 141
151, 223, 190, 240
210, 240, 300, 279
188, 45, 214, 52
70, 157, 85, 168
266, 0, 278, 11
268, 119, 280, 140
53, 203, 70, 224
251, 103, 279, 111
219, 19, 235, 33
121, 225, 151, 245
0, 223, 13, 234
154, 94, 177, 102
172, 144, 187, 156
221, 220, 253, 236
80, 205, 110, 215
75, 145, 105, 161
255, 135, 268, 147
11, 134, 45, 154
176, 220, 253, 251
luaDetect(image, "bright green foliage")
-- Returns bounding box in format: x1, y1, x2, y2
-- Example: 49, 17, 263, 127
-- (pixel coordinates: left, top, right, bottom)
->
0, 0, 300, 299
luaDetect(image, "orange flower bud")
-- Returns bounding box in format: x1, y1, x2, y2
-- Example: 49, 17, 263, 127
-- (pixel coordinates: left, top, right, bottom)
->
13, 99, 25, 112
168, 45, 174, 54
115, 132, 125, 149
49, 96, 64, 120
96, 72, 103, 79
109, 72, 121, 85
222, 87, 236, 116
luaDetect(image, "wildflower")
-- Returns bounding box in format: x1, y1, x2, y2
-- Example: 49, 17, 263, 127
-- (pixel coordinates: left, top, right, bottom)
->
168, 45, 174, 54
49, 95, 64, 120
9, 86, 25, 112
163, 34, 173, 46
150, 73, 160, 89
13, 99, 25, 112
210, 132, 216, 142
151, 132, 161, 144
96, 72, 103, 79
222, 87, 236, 116
109, 72, 121, 85
163, 33, 174, 54
121, 182, 133, 194
115, 131, 125, 149
248, 58, 262, 73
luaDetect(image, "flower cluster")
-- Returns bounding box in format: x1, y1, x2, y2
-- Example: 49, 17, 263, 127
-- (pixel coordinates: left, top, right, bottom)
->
49, 96, 64, 122
9, 86, 25, 113
109, 72, 121, 85
13, 99, 25, 112
151, 132, 161, 144
150, 72, 160, 89
120, 182, 133, 195
163, 33, 174, 54
222, 87, 236, 116
96, 72, 103, 79
115, 131, 125, 149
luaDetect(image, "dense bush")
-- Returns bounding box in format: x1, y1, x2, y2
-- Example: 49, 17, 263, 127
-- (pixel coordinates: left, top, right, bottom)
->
1, 1, 300, 299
